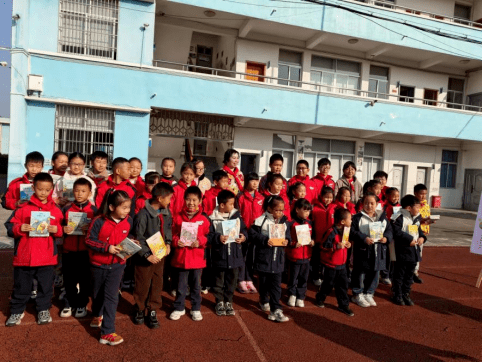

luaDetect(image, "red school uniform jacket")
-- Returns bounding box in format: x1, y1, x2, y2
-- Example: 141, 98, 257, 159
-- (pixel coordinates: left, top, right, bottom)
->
2, 173, 32, 210
95, 175, 137, 209
171, 209, 210, 269
259, 173, 289, 199
85, 215, 133, 267
286, 218, 313, 262
261, 189, 291, 221
170, 180, 198, 217
312, 201, 337, 245
320, 227, 348, 269
160, 175, 178, 186
131, 176, 146, 198
379, 185, 390, 202
384, 201, 401, 220
335, 200, 357, 215
202, 186, 224, 216
311, 173, 336, 195
237, 190, 264, 229
288, 175, 318, 204
62, 201, 97, 252
6, 194, 64, 267
135, 188, 152, 215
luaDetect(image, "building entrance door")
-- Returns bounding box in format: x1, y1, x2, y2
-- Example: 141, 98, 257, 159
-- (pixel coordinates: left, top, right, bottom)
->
393, 164, 406, 195
463, 169, 482, 211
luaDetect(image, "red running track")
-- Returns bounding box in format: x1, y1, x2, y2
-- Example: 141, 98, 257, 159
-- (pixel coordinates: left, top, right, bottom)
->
0, 246, 480, 362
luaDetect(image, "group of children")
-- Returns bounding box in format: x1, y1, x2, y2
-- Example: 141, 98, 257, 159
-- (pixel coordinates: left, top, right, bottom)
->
2, 148, 433, 346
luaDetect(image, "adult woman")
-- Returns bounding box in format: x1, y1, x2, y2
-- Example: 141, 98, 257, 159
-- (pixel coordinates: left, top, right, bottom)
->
222, 149, 244, 195
193, 159, 211, 195
334, 161, 363, 204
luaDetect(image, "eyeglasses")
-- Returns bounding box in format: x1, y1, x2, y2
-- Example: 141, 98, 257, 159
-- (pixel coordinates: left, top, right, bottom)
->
195, 167, 205, 171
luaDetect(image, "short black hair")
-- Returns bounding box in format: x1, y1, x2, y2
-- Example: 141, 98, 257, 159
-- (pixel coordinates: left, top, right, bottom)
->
334, 208, 351, 225
244, 172, 259, 189
386, 187, 399, 196
319, 186, 335, 199
33, 172, 53, 186
288, 182, 305, 200
180, 162, 195, 174
111, 157, 129, 171
361, 193, 378, 204
151, 182, 174, 199
52, 151, 68, 162
296, 159, 309, 169
269, 153, 284, 165
336, 186, 351, 201
161, 157, 176, 166
90, 151, 108, 162
317, 158, 331, 168
129, 157, 142, 166
291, 198, 312, 219
267, 172, 284, 186
363, 179, 382, 194
414, 184, 427, 193
401, 194, 421, 208
373, 170, 388, 180
145, 172, 161, 185
262, 194, 285, 212
213, 170, 229, 182
68, 152, 86, 164
217, 190, 236, 205
343, 161, 356, 172
184, 186, 202, 201
73, 177, 92, 190
25, 151, 44, 165
223, 148, 239, 164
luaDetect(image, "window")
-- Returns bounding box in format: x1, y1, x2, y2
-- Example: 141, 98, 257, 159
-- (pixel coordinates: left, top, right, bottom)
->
447, 78, 465, 109
368, 66, 389, 99
399, 85, 415, 103
278, 50, 302, 87
310, 56, 360, 96
303, 138, 355, 179
373, 0, 395, 9
272, 134, 295, 176
363, 143, 383, 183
454, 4, 471, 21
423, 89, 438, 106
55, 105, 115, 164
440, 150, 458, 188
59, 0, 119, 60
467, 93, 482, 111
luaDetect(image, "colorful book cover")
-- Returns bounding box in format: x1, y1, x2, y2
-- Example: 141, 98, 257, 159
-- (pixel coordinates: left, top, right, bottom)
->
62, 179, 75, 201
376, 203, 383, 211
19, 184, 34, 202
470, 197, 482, 255
116, 238, 141, 260
222, 219, 240, 243
30, 211, 50, 237
408, 225, 419, 241
342, 226, 350, 244
180, 222, 198, 247
391, 206, 402, 220
146, 231, 168, 259
295, 224, 311, 246
68, 212, 89, 236
369, 221, 384, 242
269, 223, 286, 246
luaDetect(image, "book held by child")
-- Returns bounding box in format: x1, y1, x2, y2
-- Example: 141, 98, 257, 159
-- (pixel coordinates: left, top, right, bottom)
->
180, 222, 198, 246
295, 224, 311, 246
369, 221, 384, 242
20, 184, 34, 202
146, 231, 168, 259
116, 237, 141, 260
222, 219, 240, 243
269, 223, 286, 246
68, 212, 90, 236
62, 179, 75, 201
30, 211, 50, 237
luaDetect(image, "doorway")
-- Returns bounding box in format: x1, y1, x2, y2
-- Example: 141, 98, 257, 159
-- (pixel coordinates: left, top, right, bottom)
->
196, 45, 213, 73
399, 85, 415, 103
241, 154, 258, 176
246, 62, 266, 82
416, 167, 429, 186
423, 89, 438, 106
392, 164, 406, 195
463, 169, 482, 211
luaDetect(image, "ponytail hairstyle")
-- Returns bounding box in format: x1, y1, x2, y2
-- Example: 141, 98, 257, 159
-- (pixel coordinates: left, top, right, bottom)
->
288, 182, 305, 201
291, 198, 313, 220
96, 189, 131, 218
262, 195, 285, 212
336, 186, 351, 203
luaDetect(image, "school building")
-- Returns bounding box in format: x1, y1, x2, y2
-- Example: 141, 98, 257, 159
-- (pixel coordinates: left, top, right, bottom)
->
7, 0, 483, 210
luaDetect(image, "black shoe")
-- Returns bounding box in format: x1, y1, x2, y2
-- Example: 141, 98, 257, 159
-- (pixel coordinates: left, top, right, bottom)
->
338, 306, 354, 316
315, 299, 325, 308
215, 302, 226, 316
133, 310, 144, 325
147, 310, 160, 329
413, 274, 423, 284
391, 296, 405, 306
402, 294, 415, 306
225, 302, 235, 316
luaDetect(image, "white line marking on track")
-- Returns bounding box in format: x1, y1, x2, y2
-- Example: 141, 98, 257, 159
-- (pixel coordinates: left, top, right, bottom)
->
235, 313, 267, 362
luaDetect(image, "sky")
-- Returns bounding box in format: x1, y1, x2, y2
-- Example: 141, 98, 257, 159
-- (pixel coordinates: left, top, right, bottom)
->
0, 0, 12, 118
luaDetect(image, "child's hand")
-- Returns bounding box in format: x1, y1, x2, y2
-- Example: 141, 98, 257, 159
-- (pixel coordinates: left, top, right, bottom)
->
345, 241, 352, 249
380, 237, 387, 244
365, 237, 374, 245
309, 240, 315, 247
282, 239, 288, 247
417, 237, 424, 246
191, 240, 199, 248
235, 234, 246, 244
81, 224, 90, 232
108, 245, 122, 254
132, 239, 141, 246
409, 240, 417, 247
178, 241, 185, 248
16, 200, 27, 207
20, 224, 33, 232
147, 255, 161, 264
48, 225, 58, 234
267, 239, 274, 247
166, 244, 171, 255
296, 242, 302, 248
337, 242, 345, 250
64, 225, 74, 234
220, 235, 229, 244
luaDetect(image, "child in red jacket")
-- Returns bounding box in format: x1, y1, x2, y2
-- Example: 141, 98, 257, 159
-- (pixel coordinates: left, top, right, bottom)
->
315, 208, 354, 317
170, 162, 198, 217
134, 172, 161, 214
286, 199, 314, 308
169, 186, 210, 322
288, 160, 317, 204
5, 173, 64, 327
335, 187, 357, 215
311, 157, 336, 195
236, 172, 264, 293
261, 173, 291, 220
202, 170, 229, 216
129, 157, 145, 197
288, 182, 306, 213
60, 178, 97, 319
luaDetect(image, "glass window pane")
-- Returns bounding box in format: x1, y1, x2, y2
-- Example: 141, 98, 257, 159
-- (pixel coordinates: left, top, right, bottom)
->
278, 64, 289, 85
331, 139, 355, 154
363, 157, 372, 184
337, 60, 360, 76
442, 150, 458, 162
289, 67, 301, 87
273, 134, 295, 149
331, 155, 342, 180
321, 72, 334, 92
282, 151, 294, 177
279, 50, 302, 65
365, 142, 383, 157
448, 78, 465, 92
310, 71, 321, 88
336, 74, 348, 93
368, 79, 378, 94
311, 138, 330, 153
447, 164, 457, 188
311, 56, 334, 70
440, 163, 448, 187
347, 77, 359, 95
304, 152, 316, 178
369, 65, 389, 80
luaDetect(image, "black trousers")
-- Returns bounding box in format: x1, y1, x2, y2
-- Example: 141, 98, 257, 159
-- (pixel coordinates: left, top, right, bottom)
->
238, 242, 254, 282
63, 251, 90, 309
91, 263, 125, 336
258, 271, 282, 312
11, 266, 54, 314
201, 249, 213, 288
345, 247, 352, 277
173, 268, 202, 311
393, 261, 417, 297
212, 267, 239, 303
287, 261, 310, 299
316, 266, 350, 308
310, 244, 323, 281
380, 247, 394, 280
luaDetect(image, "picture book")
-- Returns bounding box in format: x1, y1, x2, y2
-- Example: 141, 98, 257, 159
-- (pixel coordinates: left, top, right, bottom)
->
408, 225, 419, 241
146, 231, 168, 259
19, 184, 34, 202
391, 206, 402, 220
369, 221, 384, 242
269, 223, 286, 246
180, 222, 198, 247
295, 224, 311, 246
222, 219, 240, 243
30, 211, 50, 237
376, 203, 383, 211
470, 197, 481, 255
116, 238, 141, 260
62, 179, 75, 201
68, 212, 90, 236
342, 226, 350, 244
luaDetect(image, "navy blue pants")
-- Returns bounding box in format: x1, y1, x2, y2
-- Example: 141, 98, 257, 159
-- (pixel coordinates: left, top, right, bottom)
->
91, 263, 125, 336
11, 266, 54, 314
213, 267, 239, 303
287, 261, 310, 299
258, 271, 282, 312
63, 251, 90, 309
393, 261, 417, 297
173, 268, 202, 311
316, 266, 350, 308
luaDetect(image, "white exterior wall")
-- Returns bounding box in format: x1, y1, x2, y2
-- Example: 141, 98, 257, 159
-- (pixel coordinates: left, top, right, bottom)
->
233, 128, 273, 174
153, 24, 192, 66
235, 39, 281, 79
473, 0, 482, 20
466, 69, 482, 95
396, 0, 456, 17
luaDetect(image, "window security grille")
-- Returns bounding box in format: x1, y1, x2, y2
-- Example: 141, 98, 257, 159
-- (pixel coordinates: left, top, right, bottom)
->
55, 105, 115, 164
58, 0, 119, 59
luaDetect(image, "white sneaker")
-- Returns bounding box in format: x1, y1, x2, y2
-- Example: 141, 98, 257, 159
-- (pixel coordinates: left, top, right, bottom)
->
352, 294, 370, 308
259, 302, 270, 312
364, 294, 377, 307
60, 307, 72, 318
169, 310, 186, 321
268, 309, 289, 322
287, 295, 296, 307
170, 290, 177, 297
190, 310, 203, 321
75, 307, 88, 318
313, 279, 322, 287
201, 288, 209, 295
295, 299, 305, 308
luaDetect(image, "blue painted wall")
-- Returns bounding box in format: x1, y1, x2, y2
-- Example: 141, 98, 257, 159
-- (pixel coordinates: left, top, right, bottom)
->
26, 101, 56, 163
29, 0, 58, 52
1, 124, 10, 155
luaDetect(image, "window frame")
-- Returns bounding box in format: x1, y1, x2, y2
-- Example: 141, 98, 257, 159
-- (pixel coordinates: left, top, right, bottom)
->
310, 56, 361, 96
447, 77, 465, 109
440, 149, 458, 189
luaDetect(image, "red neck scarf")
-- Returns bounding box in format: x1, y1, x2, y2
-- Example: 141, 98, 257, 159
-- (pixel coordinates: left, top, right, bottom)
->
223, 165, 244, 192
347, 178, 355, 193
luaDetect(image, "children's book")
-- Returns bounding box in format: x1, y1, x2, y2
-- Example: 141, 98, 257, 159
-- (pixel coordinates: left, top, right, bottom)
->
391, 206, 402, 220
146, 231, 168, 259
180, 222, 198, 247
408, 225, 419, 242
376, 203, 383, 211
30, 211, 50, 237
62, 179, 75, 201
369, 221, 384, 242
342, 226, 350, 244
19, 184, 34, 202
222, 219, 240, 243
68, 212, 90, 236
116, 238, 141, 260
295, 224, 311, 246
269, 223, 286, 246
